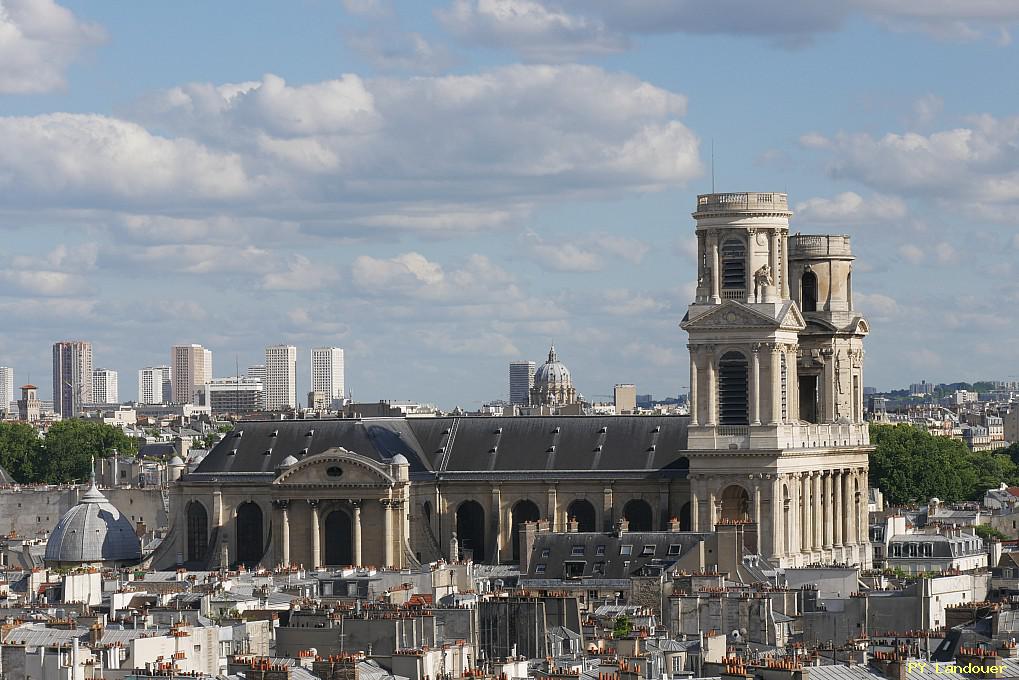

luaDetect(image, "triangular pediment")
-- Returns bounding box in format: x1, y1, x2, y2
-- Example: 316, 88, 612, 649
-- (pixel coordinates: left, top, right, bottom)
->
778, 302, 807, 331
680, 300, 781, 330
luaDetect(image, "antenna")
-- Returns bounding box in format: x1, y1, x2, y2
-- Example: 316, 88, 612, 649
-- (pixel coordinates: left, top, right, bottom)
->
711, 138, 715, 193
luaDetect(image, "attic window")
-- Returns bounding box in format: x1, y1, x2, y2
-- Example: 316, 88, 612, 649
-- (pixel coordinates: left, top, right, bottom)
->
552, 427, 560, 434
493, 428, 502, 434
546, 446, 555, 453
571, 545, 585, 556
642, 545, 656, 555
668, 544, 682, 556
647, 445, 656, 452
305, 430, 315, 437
488, 448, 497, 454
269, 430, 279, 438
442, 429, 450, 435
435, 447, 445, 454
599, 426, 608, 434
620, 545, 633, 556
596, 545, 606, 556
233, 432, 243, 438
227, 448, 237, 456
652, 426, 661, 433
535, 564, 546, 574
299, 448, 309, 456
593, 445, 602, 453
263, 449, 272, 456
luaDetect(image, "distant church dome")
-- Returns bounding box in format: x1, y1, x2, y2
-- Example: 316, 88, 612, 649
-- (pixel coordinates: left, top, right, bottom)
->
44, 464, 142, 568
534, 345, 571, 384
530, 345, 578, 408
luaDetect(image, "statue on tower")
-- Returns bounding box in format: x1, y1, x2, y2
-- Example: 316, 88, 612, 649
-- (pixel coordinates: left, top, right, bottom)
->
753, 264, 773, 301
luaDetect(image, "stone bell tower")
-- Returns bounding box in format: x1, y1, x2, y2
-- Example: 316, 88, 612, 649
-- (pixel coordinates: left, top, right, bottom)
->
680, 192, 872, 569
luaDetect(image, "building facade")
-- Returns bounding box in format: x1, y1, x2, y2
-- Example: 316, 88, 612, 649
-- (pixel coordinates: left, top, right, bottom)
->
159, 191, 872, 573
614, 384, 636, 414
91, 368, 119, 404
17, 384, 40, 422
171, 344, 212, 405
265, 344, 297, 410
0, 366, 13, 414
509, 361, 536, 406
138, 366, 172, 404
311, 347, 345, 405
199, 377, 265, 413
52, 340, 93, 418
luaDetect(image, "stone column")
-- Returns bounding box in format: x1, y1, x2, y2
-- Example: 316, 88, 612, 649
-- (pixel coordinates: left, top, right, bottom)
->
689, 346, 700, 426
280, 500, 291, 567
352, 501, 363, 566
603, 486, 614, 531
382, 499, 395, 566
823, 472, 833, 549
546, 486, 558, 531
843, 470, 853, 548
658, 485, 670, 531
787, 346, 799, 423
747, 228, 757, 301
858, 469, 869, 544
770, 229, 780, 301
490, 486, 502, 563
800, 474, 811, 554
812, 473, 822, 550
707, 488, 717, 531
770, 475, 783, 560
769, 345, 782, 425
310, 500, 321, 569
789, 476, 799, 554
822, 349, 836, 423
710, 233, 720, 303
689, 478, 700, 532
833, 471, 843, 547
781, 233, 790, 299
752, 480, 762, 551
750, 345, 761, 425
706, 351, 718, 426
696, 232, 706, 302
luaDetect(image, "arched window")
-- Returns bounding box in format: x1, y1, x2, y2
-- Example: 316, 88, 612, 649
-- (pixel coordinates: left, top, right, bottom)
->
456, 501, 485, 562
511, 500, 541, 561
324, 510, 353, 566
801, 270, 818, 312
235, 502, 264, 567
718, 351, 749, 425
186, 501, 208, 564
622, 499, 653, 531
720, 238, 746, 298
566, 499, 597, 532
720, 485, 750, 522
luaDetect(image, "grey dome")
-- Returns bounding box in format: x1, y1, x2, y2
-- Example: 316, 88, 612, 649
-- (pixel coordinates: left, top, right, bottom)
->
534, 345, 571, 384
44, 483, 142, 566
278, 454, 299, 469
168, 456, 185, 467
391, 454, 409, 466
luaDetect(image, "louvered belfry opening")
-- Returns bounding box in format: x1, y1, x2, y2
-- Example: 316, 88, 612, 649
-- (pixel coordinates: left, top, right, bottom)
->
718, 351, 749, 425
721, 238, 746, 299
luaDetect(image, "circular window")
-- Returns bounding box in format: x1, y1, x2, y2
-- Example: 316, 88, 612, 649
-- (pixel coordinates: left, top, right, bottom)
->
326, 466, 343, 478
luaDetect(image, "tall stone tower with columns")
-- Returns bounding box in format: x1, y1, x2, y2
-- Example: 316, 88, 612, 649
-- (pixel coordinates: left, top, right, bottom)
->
681, 192, 872, 568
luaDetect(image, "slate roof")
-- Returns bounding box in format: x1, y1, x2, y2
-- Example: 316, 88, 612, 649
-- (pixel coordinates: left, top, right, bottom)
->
191, 415, 690, 480
44, 483, 142, 565
524, 530, 710, 579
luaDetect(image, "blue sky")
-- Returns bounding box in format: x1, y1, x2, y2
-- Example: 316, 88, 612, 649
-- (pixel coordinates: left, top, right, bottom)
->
2, 0, 1019, 407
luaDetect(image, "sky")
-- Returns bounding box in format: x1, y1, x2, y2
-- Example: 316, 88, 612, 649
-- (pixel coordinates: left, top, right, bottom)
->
2, 0, 1019, 408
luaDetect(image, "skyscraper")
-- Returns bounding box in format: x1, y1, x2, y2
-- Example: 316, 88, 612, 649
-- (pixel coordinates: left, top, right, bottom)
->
264, 344, 297, 410
171, 344, 212, 405
0, 366, 13, 414
509, 361, 536, 406
52, 340, 93, 418
311, 347, 345, 406
92, 369, 119, 404
138, 366, 172, 404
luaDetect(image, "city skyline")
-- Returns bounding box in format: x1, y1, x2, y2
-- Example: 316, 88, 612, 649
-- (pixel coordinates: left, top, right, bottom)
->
2, 2, 1019, 407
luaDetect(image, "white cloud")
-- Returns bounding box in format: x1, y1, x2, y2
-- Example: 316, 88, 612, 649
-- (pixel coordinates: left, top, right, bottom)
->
0, 0, 105, 94
622, 341, 681, 367
341, 0, 392, 16
898, 244, 925, 264
435, 0, 1019, 60
0, 269, 85, 296
794, 191, 908, 223
345, 31, 455, 73
525, 231, 650, 272
855, 291, 899, 318
262, 255, 342, 291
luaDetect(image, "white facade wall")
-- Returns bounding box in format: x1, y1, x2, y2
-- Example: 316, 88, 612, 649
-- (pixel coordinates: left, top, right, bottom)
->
0, 366, 13, 413
91, 369, 118, 404
265, 345, 297, 410
171, 345, 212, 405
138, 366, 172, 405
311, 347, 345, 402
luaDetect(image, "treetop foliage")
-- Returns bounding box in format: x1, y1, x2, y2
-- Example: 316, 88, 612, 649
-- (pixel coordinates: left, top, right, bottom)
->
0, 420, 139, 484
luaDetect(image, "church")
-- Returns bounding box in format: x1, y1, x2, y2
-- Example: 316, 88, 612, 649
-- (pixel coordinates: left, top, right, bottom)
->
153, 192, 872, 572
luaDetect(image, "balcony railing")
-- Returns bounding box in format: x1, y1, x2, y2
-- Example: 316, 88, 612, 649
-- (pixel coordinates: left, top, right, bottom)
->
695, 192, 789, 214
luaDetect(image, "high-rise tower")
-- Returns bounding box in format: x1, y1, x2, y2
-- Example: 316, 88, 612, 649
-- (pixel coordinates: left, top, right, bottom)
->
680, 192, 871, 568
171, 344, 212, 405
265, 344, 297, 410
53, 340, 93, 417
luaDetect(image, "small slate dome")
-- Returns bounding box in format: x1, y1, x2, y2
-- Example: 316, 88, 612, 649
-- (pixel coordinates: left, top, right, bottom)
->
168, 455, 185, 467
45, 465, 142, 567
278, 454, 299, 469
390, 454, 410, 466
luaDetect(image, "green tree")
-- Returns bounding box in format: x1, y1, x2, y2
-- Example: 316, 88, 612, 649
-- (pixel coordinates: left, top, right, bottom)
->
612, 615, 632, 638
869, 423, 979, 503
975, 524, 1007, 542
41, 420, 139, 483
0, 422, 45, 483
